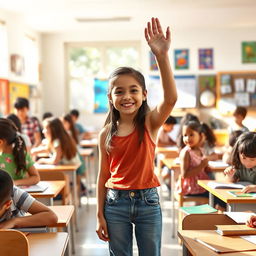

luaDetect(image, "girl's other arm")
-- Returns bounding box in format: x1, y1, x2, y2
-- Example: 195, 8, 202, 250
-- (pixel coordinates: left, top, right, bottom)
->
180, 149, 208, 178
13, 165, 40, 186
36, 145, 62, 165
145, 18, 177, 131
96, 128, 110, 242
224, 166, 237, 182
0, 201, 57, 229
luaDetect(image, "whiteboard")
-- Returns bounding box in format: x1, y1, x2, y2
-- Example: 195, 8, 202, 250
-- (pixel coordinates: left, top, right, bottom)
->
147, 75, 197, 109
174, 75, 197, 109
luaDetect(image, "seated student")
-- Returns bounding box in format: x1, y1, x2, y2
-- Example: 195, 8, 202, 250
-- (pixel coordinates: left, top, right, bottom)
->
14, 97, 42, 147
0, 169, 57, 229
70, 109, 92, 141
0, 118, 40, 186
156, 116, 177, 147
228, 106, 249, 134
42, 112, 53, 121
6, 114, 32, 152
224, 132, 256, 193
222, 130, 243, 165
247, 215, 256, 228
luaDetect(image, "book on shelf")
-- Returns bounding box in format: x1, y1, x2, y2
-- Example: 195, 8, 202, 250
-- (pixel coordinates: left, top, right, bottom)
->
18, 181, 49, 192
228, 191, 256, 197
215, 224, 256, 236
207, 181, 251, 189
180, 204, 217, 214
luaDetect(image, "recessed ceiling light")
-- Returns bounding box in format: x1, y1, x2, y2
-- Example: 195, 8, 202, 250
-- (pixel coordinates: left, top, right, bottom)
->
75, 16, 131, 22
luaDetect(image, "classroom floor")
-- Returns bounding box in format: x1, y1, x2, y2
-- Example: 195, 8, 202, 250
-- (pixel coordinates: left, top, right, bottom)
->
74, 185, 183, 256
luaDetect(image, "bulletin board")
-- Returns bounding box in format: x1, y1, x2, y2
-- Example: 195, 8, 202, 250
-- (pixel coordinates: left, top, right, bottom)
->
9, 82, 29, 112
216, 71, 256, 114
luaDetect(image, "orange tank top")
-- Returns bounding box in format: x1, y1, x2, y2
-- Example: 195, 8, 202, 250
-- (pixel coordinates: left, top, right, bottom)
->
105, 127, 160, 190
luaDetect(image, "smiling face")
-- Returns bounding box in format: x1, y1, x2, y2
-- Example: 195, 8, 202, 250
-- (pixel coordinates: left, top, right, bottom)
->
182, 125, 201, 148
109, 74, 147, 117
239, 153, 256, 169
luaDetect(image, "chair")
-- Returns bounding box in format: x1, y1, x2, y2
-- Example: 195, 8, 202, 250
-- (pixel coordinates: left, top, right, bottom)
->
39, 171, 71, 205
0, 229, 29, 256
182, 213, 237, 230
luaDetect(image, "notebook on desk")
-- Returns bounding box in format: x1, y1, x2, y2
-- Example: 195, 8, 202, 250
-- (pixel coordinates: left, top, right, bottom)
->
18, 181, 49, 192
207, 181, 251, 189
14, 226, 49, 233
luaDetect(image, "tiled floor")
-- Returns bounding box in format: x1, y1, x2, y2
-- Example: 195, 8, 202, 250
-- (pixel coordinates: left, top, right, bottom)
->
74, 186, 183, 256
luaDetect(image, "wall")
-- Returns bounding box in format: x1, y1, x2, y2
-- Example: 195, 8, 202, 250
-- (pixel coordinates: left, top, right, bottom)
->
41, 23, 256, 131
0, 9, 42, 115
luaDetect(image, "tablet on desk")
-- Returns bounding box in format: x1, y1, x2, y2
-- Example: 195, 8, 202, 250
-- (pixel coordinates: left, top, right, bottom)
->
18, 181, 49, 192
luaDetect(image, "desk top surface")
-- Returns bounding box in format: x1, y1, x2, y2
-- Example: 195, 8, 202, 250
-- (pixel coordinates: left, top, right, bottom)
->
178, 229, 256, 256
35, 164, 79, 172
28, 232, 68, 256
198, 180, 256, 203
48, 205, 74, 227
29, 180, 65, 198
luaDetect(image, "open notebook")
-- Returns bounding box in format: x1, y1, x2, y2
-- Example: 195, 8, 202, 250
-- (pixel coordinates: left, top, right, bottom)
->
18, 181, 49, 192
207, 181, 252, 189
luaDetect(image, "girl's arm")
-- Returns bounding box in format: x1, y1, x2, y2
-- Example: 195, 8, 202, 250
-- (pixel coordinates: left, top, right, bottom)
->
96, 128, 111, 242
180, 149, 209, 178
145, 18, 177, 133
13, 165, 40, 186
224, 166, 237, 182
36, 145, 62, 165
0, 200, 58, 229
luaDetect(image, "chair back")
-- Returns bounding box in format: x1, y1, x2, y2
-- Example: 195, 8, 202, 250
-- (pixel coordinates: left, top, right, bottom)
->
0, 229, 29, 256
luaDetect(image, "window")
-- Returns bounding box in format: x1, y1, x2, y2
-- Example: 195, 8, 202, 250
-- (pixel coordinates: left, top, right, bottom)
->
67, 42, 140, 113
23, 34, 39, 83
0, 20, 8, 77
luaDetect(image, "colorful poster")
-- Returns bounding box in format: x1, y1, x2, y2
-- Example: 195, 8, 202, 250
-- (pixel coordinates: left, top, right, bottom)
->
174, 49, 189, 70
0, 79, 9, 115
9, 82, 29, 113
149, 51, 158, 71
199, 48, 214, 69
242, 41, 256, 63
94, 78, 108, 113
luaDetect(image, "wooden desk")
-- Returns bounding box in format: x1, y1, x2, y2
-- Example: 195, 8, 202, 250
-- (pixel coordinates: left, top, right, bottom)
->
198, 180, 256, 212
178, 230, 256, 256
28, 232, 68, 256
34, 164, 79, 231
29, 180, 65, 206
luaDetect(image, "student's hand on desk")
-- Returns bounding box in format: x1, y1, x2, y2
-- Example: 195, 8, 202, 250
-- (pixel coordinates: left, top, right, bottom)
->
242, 185, 256, 193
0, 219, 16, 229
96, 216, 110, 242
247, 215, 256, 228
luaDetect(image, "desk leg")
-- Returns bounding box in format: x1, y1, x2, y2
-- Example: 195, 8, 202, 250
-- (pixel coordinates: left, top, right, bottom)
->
209, 193, 214, 207
171, 169, 175, 238
37, 198, 52, 206
72, 171, 79, 232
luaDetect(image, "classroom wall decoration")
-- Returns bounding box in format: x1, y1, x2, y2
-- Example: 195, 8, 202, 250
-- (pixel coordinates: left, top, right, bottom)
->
94, 78, 108, 113
0, 79, 10, 116
10, 54, 24, 76
242, 41, 256, 63
9, 82, 29, 113
216, 71, 256, 114
149, 51, 158, 71
198, 75, 216, 108
174, 49, 189, 70
198, 48, 214, 69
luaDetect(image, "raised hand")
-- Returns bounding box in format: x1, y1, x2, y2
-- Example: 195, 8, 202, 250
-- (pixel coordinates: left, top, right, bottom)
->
144, 17, 171, 57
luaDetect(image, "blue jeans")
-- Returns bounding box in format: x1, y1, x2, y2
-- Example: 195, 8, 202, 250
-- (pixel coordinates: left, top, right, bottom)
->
104, 187, 162, 256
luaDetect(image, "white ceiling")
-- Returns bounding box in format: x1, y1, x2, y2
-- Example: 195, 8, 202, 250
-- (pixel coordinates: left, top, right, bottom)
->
0, 0, 256, 33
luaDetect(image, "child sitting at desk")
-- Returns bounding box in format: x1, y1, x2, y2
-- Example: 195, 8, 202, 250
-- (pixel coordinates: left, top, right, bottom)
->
156, 115, 177, 147
224, 132, 256, 193
0, 118, 40, 186
0, 169, 57, 229
228, 106, 249, 134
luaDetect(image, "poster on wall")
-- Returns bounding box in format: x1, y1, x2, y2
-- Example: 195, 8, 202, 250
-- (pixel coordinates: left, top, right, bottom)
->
242, 41, 256, 63
94, 78, 108, 113
199, 48, 214, 69
9, 82, 29, 113
149, 51, 158, 71
174, 49, 189, 70
0, 79, 9, 116
10, 54, 25, 76
198, 75, 216, 108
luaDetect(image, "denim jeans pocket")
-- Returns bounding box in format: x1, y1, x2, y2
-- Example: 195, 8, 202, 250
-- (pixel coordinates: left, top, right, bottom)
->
105, 189, 119, 205
144, 189, 159, 206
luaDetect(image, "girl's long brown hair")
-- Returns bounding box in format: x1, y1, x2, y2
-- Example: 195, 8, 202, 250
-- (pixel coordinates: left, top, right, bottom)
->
104, 67, 150, 152
62, 114, 79, 144
45, 117, 77, 160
